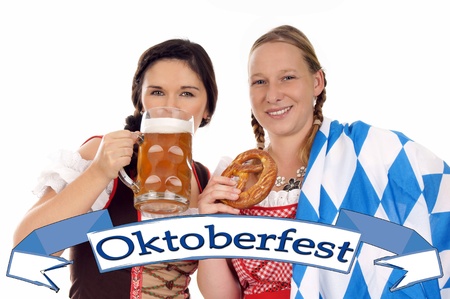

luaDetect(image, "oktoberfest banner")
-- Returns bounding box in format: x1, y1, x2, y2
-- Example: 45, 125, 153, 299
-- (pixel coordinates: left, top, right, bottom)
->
6, 209, 442, 292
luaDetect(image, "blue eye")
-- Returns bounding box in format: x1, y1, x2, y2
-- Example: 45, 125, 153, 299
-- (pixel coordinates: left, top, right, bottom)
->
253, 79, 265, 85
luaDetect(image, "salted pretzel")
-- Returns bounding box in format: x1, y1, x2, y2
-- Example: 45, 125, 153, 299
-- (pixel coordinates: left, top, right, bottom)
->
219, 149, 277, 209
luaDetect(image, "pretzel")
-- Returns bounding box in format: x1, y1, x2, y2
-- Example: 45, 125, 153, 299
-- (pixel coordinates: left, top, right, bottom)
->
219, 149, 277, 209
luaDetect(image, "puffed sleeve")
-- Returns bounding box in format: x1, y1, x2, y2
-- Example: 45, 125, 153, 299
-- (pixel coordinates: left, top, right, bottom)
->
32, 149, 114, 211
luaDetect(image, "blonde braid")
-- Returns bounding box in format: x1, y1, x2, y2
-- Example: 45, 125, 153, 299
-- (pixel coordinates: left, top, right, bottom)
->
300, 71, 327, 165
251, 112, 265, 149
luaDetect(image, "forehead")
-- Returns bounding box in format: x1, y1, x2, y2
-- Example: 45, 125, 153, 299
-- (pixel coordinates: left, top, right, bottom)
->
249, 42, 304, 70
143, 59, 200, 83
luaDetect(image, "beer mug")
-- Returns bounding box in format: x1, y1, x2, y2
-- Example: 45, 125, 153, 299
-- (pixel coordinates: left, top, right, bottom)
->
119, 107, 194, 215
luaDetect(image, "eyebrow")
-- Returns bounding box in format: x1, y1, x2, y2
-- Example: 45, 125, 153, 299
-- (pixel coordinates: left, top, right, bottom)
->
180, 85, 200, 90
145, 85, 200, 91
249, 72, 263, 78
276, 69, 298, 75
250, 69, 297, 77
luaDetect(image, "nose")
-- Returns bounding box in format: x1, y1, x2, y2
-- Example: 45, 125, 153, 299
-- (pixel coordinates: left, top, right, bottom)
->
266, 83, 282, 104
165, 95, 178, 108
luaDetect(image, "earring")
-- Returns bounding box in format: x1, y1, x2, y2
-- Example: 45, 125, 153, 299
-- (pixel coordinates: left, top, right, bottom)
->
313, 96, 317, 107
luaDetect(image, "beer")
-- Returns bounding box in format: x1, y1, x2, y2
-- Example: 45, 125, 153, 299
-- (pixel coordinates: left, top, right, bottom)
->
134, 117, 193, 214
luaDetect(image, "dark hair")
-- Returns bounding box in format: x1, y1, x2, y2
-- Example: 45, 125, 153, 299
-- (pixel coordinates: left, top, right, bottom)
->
124, 39, 218, 173
250, 25, 327, 164
125, 38, 218, 131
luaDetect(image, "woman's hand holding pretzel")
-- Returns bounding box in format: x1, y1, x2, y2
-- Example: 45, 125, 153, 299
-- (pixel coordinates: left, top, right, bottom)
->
198, 149, 277, 214
198, 176, 241, 215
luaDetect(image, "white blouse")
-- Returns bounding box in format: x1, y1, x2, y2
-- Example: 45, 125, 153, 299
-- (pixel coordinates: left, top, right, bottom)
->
33, 151, 297, 220
32, 149, 199, 219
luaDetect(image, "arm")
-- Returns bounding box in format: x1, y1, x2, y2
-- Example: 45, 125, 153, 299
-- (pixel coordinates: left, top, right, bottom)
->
196, 175, 242, 298
13, 130, 139, 247
197, 258, 242, 299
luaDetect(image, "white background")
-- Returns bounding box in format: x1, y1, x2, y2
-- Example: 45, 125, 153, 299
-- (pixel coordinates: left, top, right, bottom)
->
1, 0, 449, 298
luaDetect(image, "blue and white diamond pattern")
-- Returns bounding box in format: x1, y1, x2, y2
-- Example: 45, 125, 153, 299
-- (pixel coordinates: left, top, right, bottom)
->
291, 118, 450, 298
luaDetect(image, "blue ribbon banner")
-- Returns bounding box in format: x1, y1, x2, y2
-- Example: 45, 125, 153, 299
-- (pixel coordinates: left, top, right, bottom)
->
7, 209, 442, 292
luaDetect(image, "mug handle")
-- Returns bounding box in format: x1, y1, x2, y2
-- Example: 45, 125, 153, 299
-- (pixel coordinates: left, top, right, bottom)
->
118, 133, 144, 193
118, 169, 140, 193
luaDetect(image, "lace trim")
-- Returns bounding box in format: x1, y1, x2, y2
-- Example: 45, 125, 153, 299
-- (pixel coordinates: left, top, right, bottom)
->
131, 266, 144, 299
256, 189, 300, 208
32, 149, 113, 211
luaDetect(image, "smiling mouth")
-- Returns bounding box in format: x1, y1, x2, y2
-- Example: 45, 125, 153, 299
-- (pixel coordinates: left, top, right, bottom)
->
267, 106, 292, 116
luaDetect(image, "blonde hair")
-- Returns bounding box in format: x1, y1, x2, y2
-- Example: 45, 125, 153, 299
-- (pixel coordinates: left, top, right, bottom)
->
250, 25, 327, 165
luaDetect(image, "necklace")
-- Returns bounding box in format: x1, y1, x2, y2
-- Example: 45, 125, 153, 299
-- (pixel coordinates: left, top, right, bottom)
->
274, 166, 307, 191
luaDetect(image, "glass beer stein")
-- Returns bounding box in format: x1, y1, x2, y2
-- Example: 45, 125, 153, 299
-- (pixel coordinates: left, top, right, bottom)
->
119, 107, 194, 215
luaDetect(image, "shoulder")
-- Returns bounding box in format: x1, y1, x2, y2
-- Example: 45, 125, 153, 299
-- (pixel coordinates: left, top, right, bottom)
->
78, 135, 103, 161
327, 118, 408, 142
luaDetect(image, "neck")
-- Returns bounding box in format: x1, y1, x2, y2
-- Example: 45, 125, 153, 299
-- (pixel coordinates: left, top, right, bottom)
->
267, 136, 305, 166
266, 134, 308, 191
265, 121, 313, 166
265, 125, 314, 191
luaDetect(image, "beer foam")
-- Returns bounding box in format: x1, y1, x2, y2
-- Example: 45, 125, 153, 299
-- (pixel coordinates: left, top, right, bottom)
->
141, 117, 193, 134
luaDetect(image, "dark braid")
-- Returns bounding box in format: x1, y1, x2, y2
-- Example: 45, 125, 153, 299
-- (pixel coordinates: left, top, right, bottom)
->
123, 112, 142, 177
